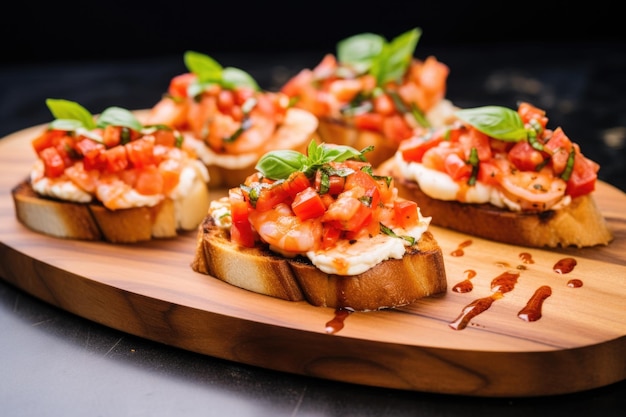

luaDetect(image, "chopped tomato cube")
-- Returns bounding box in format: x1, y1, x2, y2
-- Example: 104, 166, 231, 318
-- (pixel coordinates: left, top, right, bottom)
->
168, 73, 196, 98
393, 199, 419, 229
444, 152, 471, 181
353, 112, 384, 132
39, 146, 66, 178
102, 146, 129, 173
125, 137, 156, 169
398, 134, 445, 163
566, 152, 598, 198
229, 188, 255, 247
320, 224, 342, 250
323, 196, 372, 232
508, 141, 545, 171
255, 183, 290, 212
283, 171, 311, 197
292, 187, 326, 220
382, 113, 413, 143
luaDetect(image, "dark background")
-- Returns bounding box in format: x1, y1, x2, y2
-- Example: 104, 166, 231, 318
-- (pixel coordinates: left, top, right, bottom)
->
3, 1, 625, 66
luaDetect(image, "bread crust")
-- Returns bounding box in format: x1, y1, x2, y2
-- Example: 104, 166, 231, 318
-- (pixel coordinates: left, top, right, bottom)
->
191, 216, 447, 311
12, 179, 208, 243
379, 159, 614, 248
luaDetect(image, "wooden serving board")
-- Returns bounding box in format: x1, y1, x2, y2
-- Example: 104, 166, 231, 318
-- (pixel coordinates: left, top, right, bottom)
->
1, 124, 625, 397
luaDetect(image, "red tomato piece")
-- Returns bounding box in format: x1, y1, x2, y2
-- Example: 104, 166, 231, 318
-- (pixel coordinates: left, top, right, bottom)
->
125, 137, 156, 169
168, 73, 196, 98
393, 199, 419, 229
229, 188, 255, 248
39, 146, 66, 177
508, 141, 545, 171
353, 112, 384, 132
292, 187, 326, 220
382, 113, 413, 143
255, 183, 290, 212
444, 153, 472, 181
102, 146, 129, 173
398, 134, 445, 163
566, 152, 598, 198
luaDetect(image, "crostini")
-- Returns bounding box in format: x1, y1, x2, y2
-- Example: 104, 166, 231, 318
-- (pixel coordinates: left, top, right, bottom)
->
280, 28, 457, 166
381, 102, 613, 248
144, 50, 319, 188
191, 141, 447, 311
12, 99, 211, 243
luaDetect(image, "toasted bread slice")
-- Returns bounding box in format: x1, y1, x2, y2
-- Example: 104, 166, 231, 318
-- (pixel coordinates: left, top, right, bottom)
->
191, 216, 447, 311
379, 159, 613, 248
12, 178, 210, 243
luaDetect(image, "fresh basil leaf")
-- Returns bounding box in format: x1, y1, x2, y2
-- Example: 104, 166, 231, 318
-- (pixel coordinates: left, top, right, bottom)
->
184, 50, 223, 82
455, 106, 527, 141
96, 107, 143, 131
45, 98, 96, 130
337, 32, 385, 74
49, 119, 85, 131
321, 145, 363, 163
255, 149, 308, 179
371, 27, 421, 86
222, 67, 260, 91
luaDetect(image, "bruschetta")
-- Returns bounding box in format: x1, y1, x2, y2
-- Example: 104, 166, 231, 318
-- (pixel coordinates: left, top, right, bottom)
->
12, 99, 211, 243
381, 102, 613, 248
280, 28, 457, 166
144, 50, 319, 188
191, 141, 447, 311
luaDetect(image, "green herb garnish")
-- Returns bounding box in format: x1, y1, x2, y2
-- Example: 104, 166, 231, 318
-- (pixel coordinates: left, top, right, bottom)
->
455, 106, 527, 141
255, 141, 372, 180
183, 50, 260, 95
46, 99, 143, 132
337, 28, 421, 87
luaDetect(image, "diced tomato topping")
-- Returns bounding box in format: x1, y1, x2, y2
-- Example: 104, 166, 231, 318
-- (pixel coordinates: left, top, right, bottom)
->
39, 147, 66, 177
382, 113, 413, 143
255, 183, 290, 212
32, 129, 67, 154
168, 73, 196, 98
458, 128, 492, 161
398, 133, 445, 163
544, 127, 574, 175
320, 224, 342, 250
373, 93, 396, 116
323, 194, 372, 232
314, 169, 345, 196
283, 171, 311, 197
477, 161, 502, 186
507, 141, 545, 171
518, 101, 548, 130
292, 186, 327, 220
229, 188, 255, 247
566, 151, 598, 198
444, 152, 472, 181
102, 146, 129, 173
393, 199, 419, 229
353, 112, 384, 132
125, 137, 156, 169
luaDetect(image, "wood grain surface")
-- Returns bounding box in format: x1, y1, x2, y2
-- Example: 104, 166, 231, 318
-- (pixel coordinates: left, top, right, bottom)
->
1, 124, 625, 397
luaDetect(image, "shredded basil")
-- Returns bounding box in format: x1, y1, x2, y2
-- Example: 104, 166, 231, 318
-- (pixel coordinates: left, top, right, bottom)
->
467, 147, 479, 186
379, 223, 416, 246
560, 148, 576, 181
